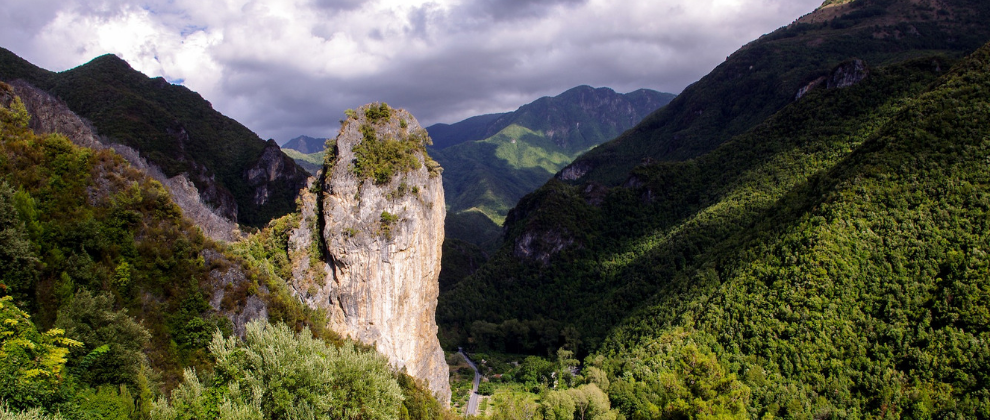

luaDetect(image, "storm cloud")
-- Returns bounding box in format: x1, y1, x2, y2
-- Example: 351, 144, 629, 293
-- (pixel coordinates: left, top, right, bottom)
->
0, 0, 822, 142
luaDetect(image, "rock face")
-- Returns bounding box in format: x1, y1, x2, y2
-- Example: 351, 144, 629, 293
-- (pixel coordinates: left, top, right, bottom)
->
245, 139, 307, 206
288, 104, 451, 405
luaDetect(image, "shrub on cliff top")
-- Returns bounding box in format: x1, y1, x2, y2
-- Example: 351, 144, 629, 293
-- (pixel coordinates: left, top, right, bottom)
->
352, 124, 423, 185
365, 103, 392, 123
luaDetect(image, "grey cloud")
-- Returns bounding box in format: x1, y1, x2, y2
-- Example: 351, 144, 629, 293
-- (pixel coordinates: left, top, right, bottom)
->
0, 0, 826, 144
309, 0, 365, 13
462, 0, 589, 21
213, 29, 707, 143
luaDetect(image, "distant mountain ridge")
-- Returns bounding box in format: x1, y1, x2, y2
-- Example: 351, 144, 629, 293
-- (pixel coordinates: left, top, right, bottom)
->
426, 113, 507, 150
282, 135, 326, 154
426, 86, 674, 249
0, 48, 308, 227
429, 86, 674, 155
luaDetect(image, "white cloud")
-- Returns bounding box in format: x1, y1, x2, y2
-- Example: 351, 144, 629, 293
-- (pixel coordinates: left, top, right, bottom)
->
0, 0, 822, 142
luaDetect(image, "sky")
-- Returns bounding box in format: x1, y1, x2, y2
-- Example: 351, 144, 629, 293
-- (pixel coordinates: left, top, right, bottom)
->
0, 0, 822, 144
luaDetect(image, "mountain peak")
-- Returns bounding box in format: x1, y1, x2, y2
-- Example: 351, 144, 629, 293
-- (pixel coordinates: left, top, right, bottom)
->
282, 135, 327, 154
81, 53, 133, 71
817, 0, 854, 10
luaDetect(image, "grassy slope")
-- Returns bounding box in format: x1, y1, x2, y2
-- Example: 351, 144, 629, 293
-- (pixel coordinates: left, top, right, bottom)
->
283, 148, 323, 174
282, 135, 326, 154
427, 113, 507, 150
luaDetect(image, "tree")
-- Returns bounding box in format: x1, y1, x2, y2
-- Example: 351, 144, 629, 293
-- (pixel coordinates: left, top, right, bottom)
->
0, 296, 81, 411
0, 181, 39, 301
582, 367, 609, 393
0, 403, 65, 420
55, 289, 150, 388
539, 390, 574, 420
491, 393, 540, 420
566, 385, 615, 420
555, 348, 579, 389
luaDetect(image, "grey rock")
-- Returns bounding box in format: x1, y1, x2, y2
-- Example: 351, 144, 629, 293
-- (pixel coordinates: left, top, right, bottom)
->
287, 104, 451, 405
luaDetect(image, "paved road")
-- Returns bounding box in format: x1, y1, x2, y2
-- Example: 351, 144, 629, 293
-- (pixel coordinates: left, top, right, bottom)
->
459, 350, 481, 417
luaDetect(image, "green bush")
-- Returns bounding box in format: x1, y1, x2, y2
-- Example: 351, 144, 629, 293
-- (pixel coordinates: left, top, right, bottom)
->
477, 381, 495, 396
152, 320, 403, 420
364, 103, 391, 122
352, 124, 422, 185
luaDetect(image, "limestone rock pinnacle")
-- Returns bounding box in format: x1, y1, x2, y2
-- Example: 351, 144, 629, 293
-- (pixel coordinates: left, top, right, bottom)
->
287, 103, 450, 405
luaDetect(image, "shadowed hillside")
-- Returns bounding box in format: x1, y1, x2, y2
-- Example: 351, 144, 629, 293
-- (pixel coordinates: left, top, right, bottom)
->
0, 49, 308, 227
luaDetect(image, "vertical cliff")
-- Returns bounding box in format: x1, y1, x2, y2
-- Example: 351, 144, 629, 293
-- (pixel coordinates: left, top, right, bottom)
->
287, 103, 450, 405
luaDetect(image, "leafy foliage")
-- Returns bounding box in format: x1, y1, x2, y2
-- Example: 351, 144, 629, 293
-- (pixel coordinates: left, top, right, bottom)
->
55, 289, 151, 389
0, 403, 64, 420
351, 104, 431, 185
152, 320, 403, 420
365, 102, 393, 123
0, 296, 81, 411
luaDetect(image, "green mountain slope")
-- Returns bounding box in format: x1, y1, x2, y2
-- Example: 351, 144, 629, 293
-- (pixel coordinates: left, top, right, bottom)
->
0, 49, 308, 227
283, 148, 324, 173
438, 0, 982, 398
436, 0, 990, 414
561, 0, 990, 186
438, 52, 950, 352
429, 86, 674, 250
426, 113, 507, 150
597, 39, 990, 418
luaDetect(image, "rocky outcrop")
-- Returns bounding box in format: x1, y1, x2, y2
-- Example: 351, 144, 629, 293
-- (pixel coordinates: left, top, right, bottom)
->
201, 248, 269, 337
558, 160, 593, 181
7, 80, 240, 241
513, 229, 574, 265
794, 59, 869, 100
245, 139, 307, 206
287, 104, 451, 405
827, 59, 869, 89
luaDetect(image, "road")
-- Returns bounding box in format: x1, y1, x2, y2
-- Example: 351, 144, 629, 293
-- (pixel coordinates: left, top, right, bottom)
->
459, 349, 481, 417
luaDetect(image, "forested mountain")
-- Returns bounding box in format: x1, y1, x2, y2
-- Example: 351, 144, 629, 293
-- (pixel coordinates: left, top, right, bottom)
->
439, 0, 990, 416
0, 82, 450, 419
560, 0, 990, 186
428, 86, 674, 250
0, 49, 308, 227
